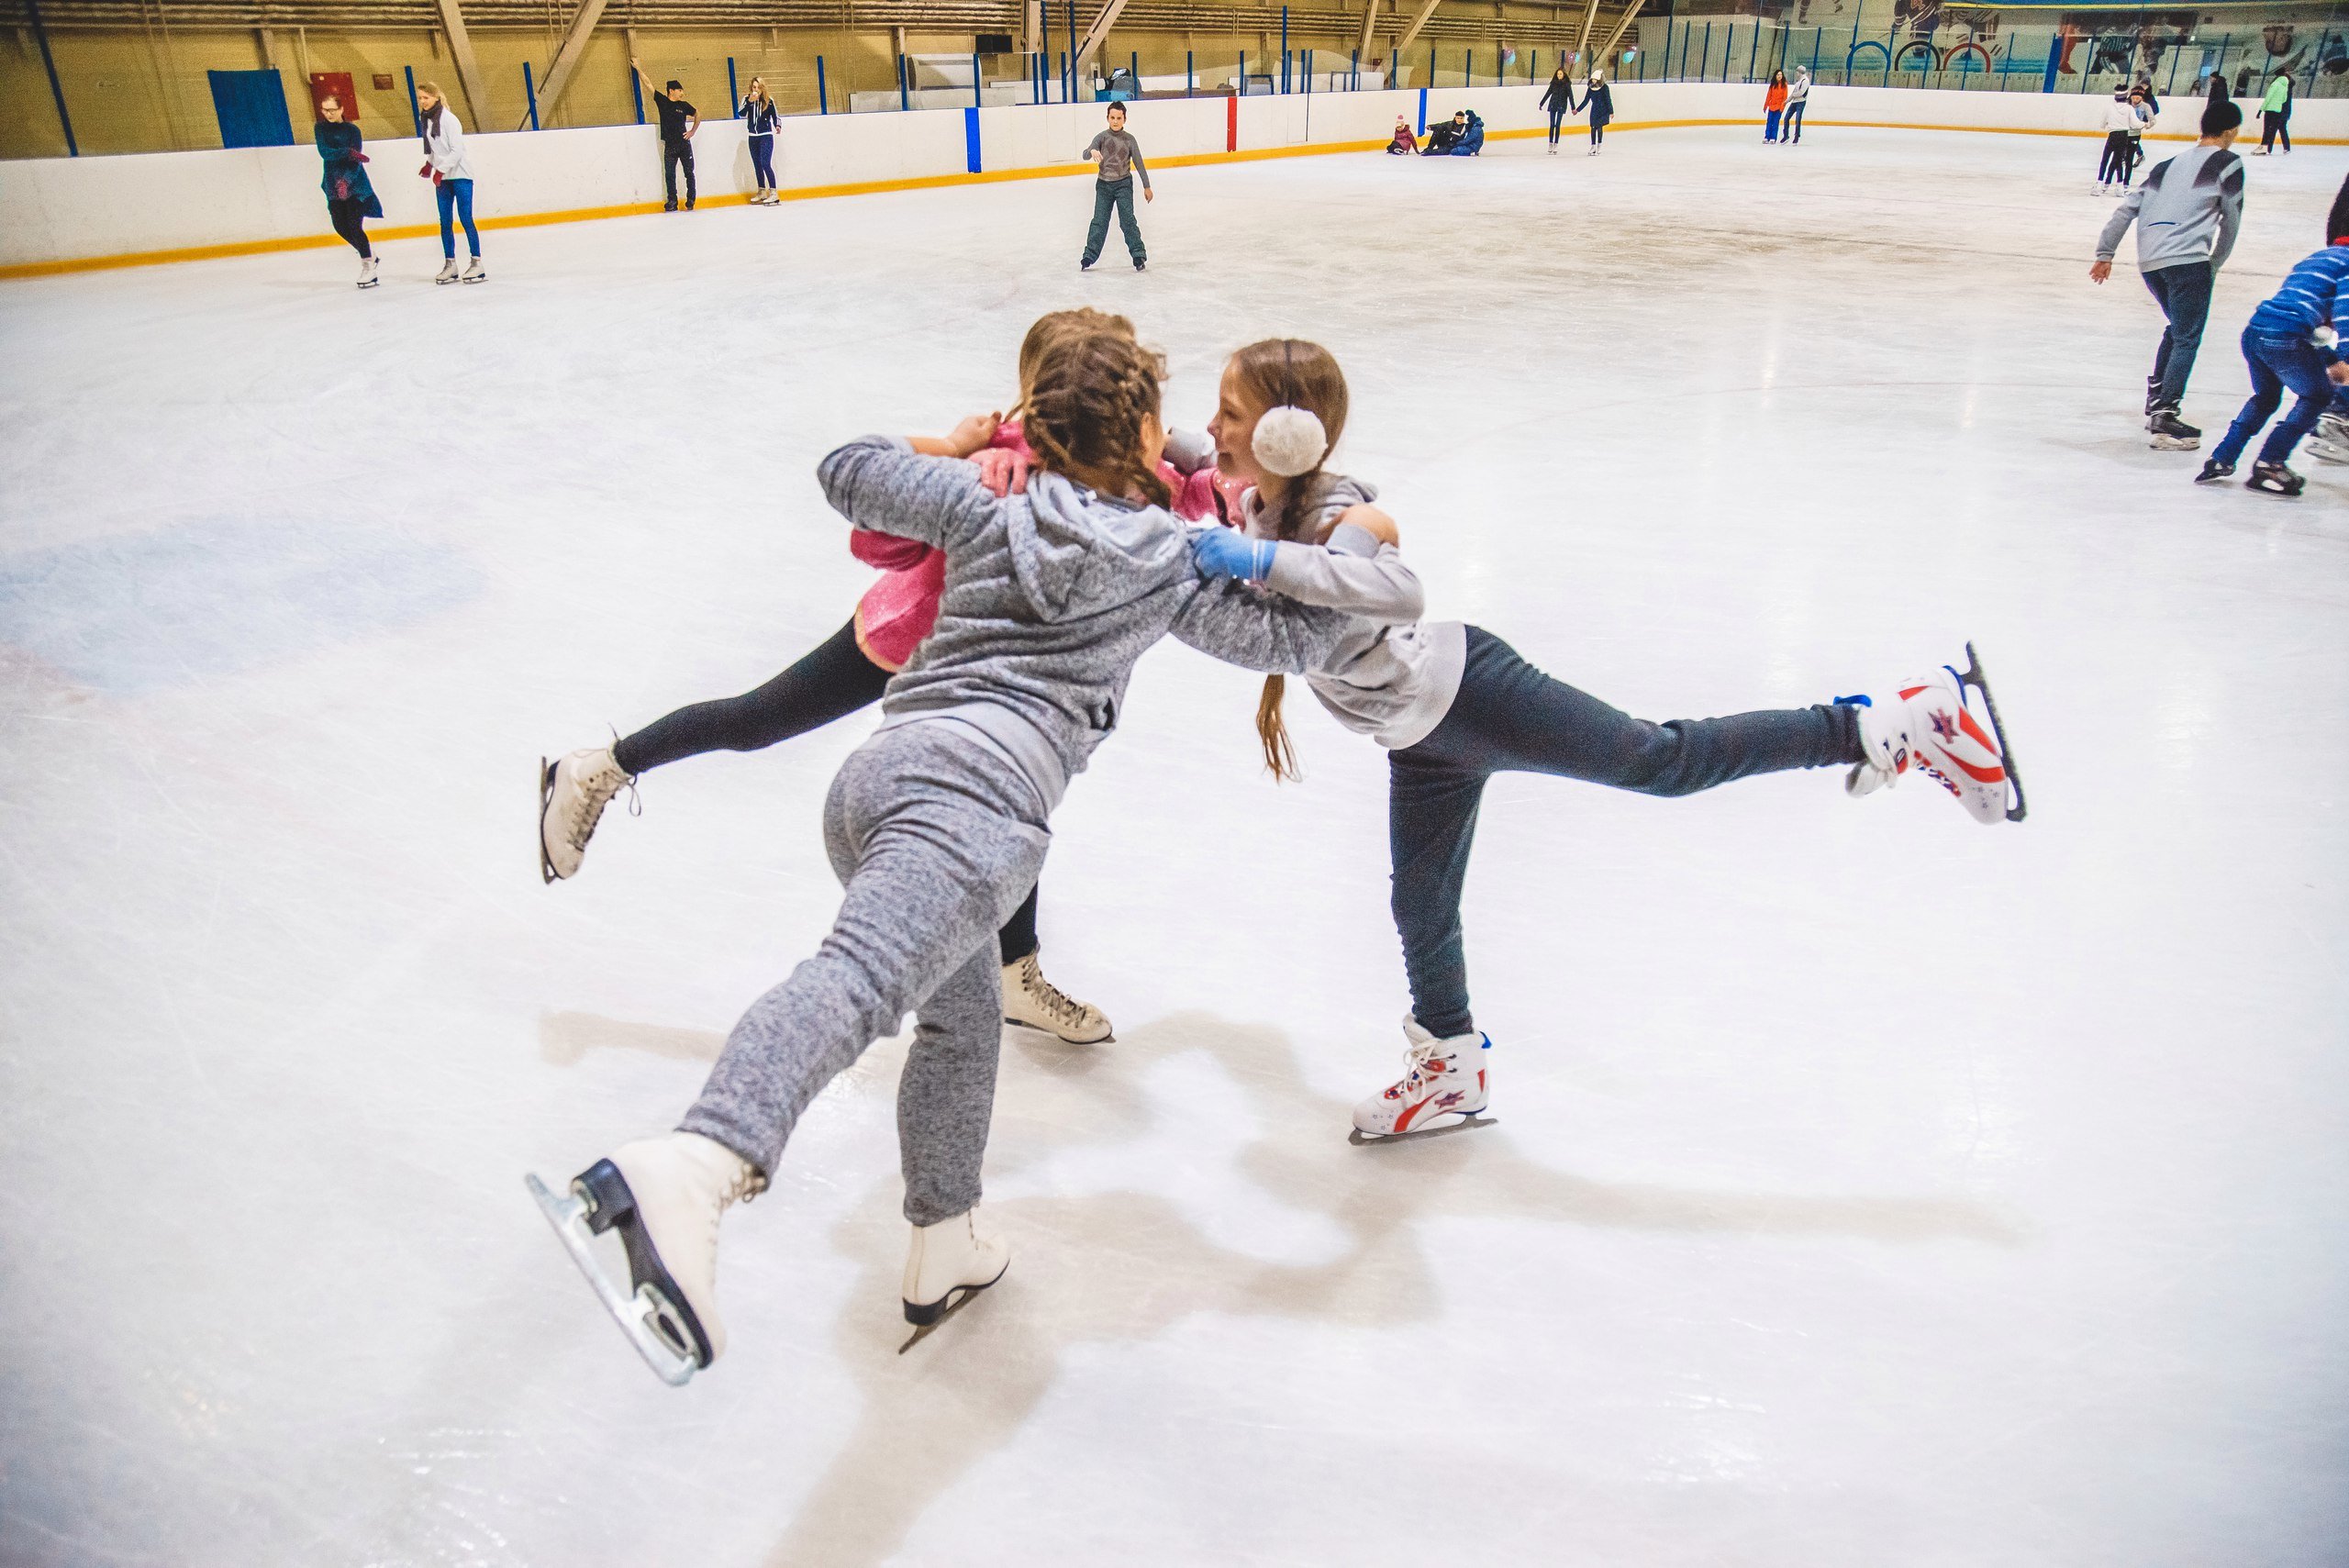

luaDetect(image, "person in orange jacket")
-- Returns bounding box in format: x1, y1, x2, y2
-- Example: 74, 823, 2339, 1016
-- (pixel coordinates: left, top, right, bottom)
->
1764, 71, 1789, 143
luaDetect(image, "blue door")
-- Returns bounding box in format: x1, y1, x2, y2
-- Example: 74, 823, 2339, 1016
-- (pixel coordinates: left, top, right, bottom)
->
208, 69, 295, 149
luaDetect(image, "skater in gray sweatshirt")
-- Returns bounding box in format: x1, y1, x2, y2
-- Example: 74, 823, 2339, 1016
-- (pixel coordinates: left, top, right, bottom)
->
2091, 81, 2246, 449
1081, 102, 1153, 271
529, 325, 1367, 1385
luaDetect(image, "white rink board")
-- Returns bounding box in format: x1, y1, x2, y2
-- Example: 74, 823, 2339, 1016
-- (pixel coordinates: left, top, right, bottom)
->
2, 127, 2347, 1567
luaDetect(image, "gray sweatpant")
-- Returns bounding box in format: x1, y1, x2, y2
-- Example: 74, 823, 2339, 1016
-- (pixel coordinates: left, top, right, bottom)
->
679, 721, 1051, 1225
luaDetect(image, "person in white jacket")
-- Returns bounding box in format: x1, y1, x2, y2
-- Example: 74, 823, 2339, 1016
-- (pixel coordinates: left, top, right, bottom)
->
1782, 66, 1809, 144
416, 82, 484, 284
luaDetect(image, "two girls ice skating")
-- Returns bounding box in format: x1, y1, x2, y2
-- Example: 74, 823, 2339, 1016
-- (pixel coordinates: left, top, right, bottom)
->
1189, 339, 2022, 1142
1080, 103, 1152, 272
2090, 79, 2245, 450
2193, 174, 2349, 496
415, 83, 484, 284
529, 320, 1365, 1383
2095, 85, 2154, 194
540, 308, 1226, 1044
312, 91, 380, 288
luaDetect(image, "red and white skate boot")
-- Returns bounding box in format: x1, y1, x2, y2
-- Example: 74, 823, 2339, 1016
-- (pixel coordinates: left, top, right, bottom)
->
1841, 643, 2026, 825
1351, 1017, 1493, 1144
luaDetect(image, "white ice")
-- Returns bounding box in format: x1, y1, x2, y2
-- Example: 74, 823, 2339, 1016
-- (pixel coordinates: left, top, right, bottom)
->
2, 128, 2345, 1568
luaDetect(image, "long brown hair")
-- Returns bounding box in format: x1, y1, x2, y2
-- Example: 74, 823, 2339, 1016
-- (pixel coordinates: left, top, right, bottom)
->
1227, 338, 1350, 781
1015, 306, 1133, 416
1021, 326, 1172, 508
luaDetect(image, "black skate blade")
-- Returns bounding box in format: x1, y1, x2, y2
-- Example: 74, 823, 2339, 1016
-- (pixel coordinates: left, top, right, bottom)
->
897, 1276, 1000, 1354
1958, 641, 2027, 824
537, 757, 558, 884
1349, 1114, 1497, 1147
1002, 1017, 1117, 1046
525, 1172, 700, 1386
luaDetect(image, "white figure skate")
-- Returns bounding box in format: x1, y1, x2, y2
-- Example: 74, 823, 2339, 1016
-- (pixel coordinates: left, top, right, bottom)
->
539, 745, 635, 882
527, 1131, 763, 1385
899, 1207, 1010, 1351
1001, 950, 1112, 1043
1842, 642, 2025, 824
1351, 1017, 1494, 1144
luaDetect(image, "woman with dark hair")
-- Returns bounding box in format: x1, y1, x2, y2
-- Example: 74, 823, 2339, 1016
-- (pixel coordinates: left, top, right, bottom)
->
1540, 63, 1575, 153
2257, 71, 2293, 153
312, 93, 380, 288
1764, 70, 1788, 143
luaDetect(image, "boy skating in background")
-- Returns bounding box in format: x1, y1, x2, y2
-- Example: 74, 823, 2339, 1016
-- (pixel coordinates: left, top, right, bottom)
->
2194, 174, 2349, 495
2090, 81, 2244, 450
1080, 103, 1152, 272
631, 58, 699, 211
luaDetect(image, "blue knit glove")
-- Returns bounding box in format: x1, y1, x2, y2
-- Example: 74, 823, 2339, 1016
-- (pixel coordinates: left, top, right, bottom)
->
1191, 527, 1275, 582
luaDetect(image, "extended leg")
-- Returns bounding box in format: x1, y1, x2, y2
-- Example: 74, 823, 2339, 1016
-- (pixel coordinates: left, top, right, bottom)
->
613, 617, 890, 774
2210, 330, 2287, 469
1082, 181, 1115, 265
678, 728, 1047, 1180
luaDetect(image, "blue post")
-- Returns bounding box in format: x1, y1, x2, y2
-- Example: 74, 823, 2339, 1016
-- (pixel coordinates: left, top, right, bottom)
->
1352, 49, 1359, 90
406, 64, 423, 135
1188, 50, 1194, 95
1430, 43, 1435, 88
1702, 22, 1712, 82
727, 56, 738, 113
1131, 48, 1139, 92
1810, 27, 1822, 80
2077, 35, 2092, 92
1039, 0, 1051, 102
1240, 48, 1246, 94
2164, 37, 2183, 95
1743, 21, 1756, 81
964, 105, 981, 171
973, 50, 982, 107
899, 53, 909, 110
1281, 6, 1289, 91
1061, 50, 1069, 104
1468, 48, 1475, 86
1066, 0, 1076, 98
27, 0, 75, 155
2040, 35, 2056, 93
524, 61, 540, 129
817, 55, 829, 114
1417, 85, 1427, 132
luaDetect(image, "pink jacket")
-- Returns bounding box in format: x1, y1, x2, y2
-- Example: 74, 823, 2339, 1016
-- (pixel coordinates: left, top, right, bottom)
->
852, 419, 1227, 670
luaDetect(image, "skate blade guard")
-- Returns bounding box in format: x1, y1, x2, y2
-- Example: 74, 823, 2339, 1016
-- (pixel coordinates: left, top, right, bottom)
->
1349, 1113, 1497, 1147
526, 1168, 704, 1386
1958, 642, 2027, 824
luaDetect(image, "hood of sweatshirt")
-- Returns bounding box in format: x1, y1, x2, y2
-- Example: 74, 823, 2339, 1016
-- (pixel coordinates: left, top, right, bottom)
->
1012, 471, 1191, 623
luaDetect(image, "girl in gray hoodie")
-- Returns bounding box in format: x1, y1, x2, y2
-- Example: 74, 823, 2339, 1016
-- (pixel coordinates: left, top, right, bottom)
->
1194, 339, 2024, 1145
529, 327, 1362, 1385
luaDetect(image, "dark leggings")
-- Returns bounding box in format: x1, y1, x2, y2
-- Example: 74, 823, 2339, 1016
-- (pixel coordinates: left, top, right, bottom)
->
612, 617, 1042, 966
327, 197, 372, 258
2262, 111, 2290, 151
1547, 107, 1566, 144
749, 133, 777, 189
1387, 627, 1863, 1039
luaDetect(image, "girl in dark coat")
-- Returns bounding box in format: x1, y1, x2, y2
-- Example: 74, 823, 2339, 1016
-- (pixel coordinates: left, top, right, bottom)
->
1582, 70, 1614, 154
313, 93, 382, 288
1540, 65, 1575, 153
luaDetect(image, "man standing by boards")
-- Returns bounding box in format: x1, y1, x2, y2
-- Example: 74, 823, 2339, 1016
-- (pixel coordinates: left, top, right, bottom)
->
2090, 81, 2245, 450
632, 58, 699, 211
1080, 103, 1152, 272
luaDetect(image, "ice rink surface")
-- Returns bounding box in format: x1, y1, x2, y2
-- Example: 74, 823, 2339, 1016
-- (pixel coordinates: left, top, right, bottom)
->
3, 126, 2346, 1567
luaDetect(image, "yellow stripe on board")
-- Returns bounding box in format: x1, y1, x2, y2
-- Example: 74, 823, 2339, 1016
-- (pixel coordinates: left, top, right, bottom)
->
1, 119, 2333, 280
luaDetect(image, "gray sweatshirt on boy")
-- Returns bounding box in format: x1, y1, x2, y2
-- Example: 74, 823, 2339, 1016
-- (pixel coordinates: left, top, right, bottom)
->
818, 436, 1349, 808
2096, 143, 2246, 272
1085, 128, 1151, 188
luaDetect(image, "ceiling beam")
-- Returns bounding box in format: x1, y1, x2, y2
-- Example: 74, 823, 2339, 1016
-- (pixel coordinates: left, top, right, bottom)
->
429, 0, 492, 129
1391, 0, 1443, 62
524, 0, 613, 129
1071, 0, 1133, 78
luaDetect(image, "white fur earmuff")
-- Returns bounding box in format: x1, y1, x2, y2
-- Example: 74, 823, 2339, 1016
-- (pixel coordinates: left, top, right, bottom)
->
1252, 406, 1329, 478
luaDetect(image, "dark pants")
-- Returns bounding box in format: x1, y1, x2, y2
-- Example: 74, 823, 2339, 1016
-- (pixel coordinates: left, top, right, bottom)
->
1784, 100, 1805, 140
2211, 328, 2334, 467
1386, 628, 1862, 1039
434, 178, 478, 259
1083, 175, 1143, 265
1547, 107, 1566, 144
2142, 260, 2213, 410
2261, 111, 2290, 151
327, 196, 372, 258
1765, 108, 1783, 141
612, 617, 1042, 965
2098, 130, 2132, 183
749, 132, 776, 189
663, 139, 696, 205
1590, 120, 1607, 146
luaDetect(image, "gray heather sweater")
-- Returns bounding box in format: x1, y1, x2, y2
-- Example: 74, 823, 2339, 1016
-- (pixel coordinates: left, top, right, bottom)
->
2096, 143, 2246, 272
819, 436, 1350, 807
1085, 128, 1150, 188
1243, 476, 1467, 751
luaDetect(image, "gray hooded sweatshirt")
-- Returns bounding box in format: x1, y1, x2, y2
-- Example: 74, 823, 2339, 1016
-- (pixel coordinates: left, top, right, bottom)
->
818, 436, 1353, 808
1241, 474, 1467, 751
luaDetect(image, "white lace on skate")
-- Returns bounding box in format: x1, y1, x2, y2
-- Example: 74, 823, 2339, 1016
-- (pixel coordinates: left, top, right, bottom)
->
544, 747, 638, 878
1354, 1019, 1488, 1138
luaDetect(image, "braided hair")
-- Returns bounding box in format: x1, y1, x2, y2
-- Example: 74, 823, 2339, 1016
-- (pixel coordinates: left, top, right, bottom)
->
1226, 338, 1351, 781
1022, 328, 1172, 508
1015, 307, 1135, 416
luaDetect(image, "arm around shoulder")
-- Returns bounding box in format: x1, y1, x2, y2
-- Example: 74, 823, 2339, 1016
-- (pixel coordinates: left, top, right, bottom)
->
1169, 578, 1353, 674
817, 435, 999, 550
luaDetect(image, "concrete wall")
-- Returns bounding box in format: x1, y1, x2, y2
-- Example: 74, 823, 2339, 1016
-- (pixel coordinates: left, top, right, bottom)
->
5, 81, 2343, 273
